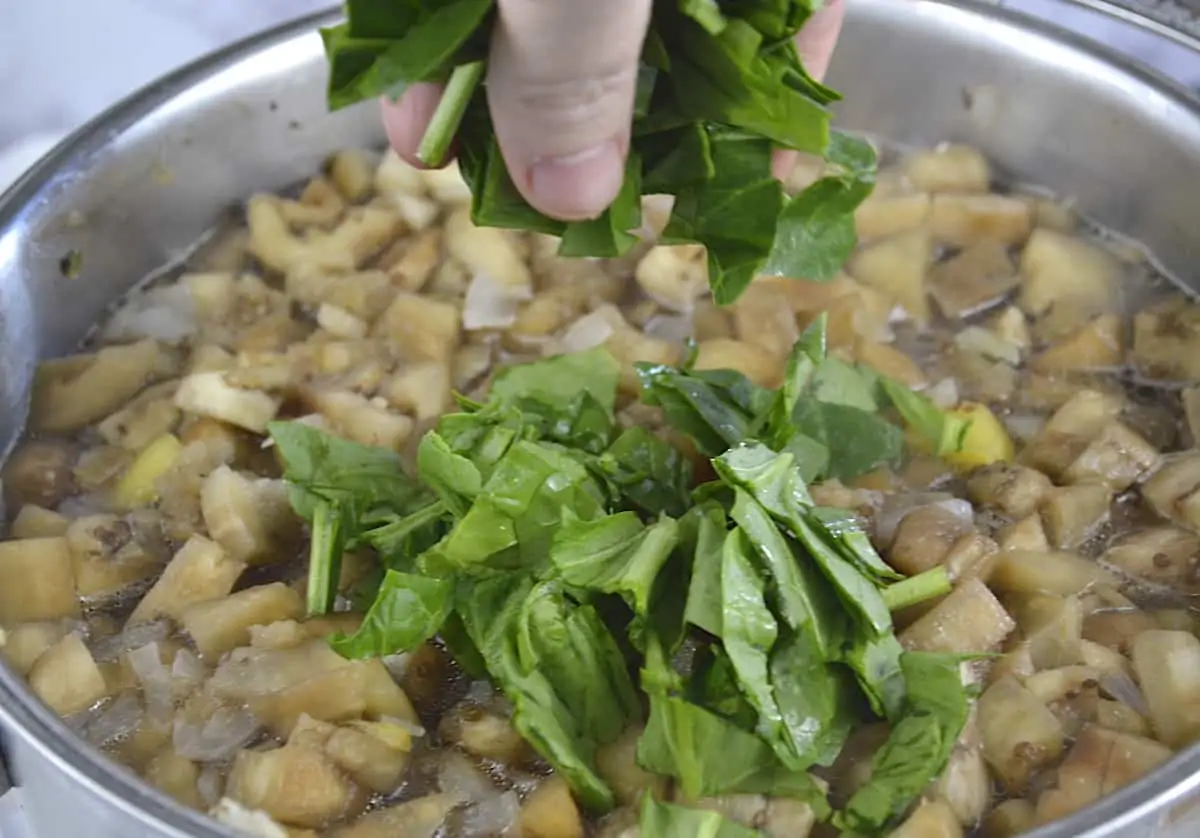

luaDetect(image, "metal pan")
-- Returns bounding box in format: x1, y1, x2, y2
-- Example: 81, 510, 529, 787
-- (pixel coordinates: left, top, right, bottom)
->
1, 1, 1198, 835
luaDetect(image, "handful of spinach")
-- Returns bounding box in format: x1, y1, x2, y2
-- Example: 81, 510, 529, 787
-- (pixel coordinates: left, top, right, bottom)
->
268, 321, 975, 835
322, 0, 876, 304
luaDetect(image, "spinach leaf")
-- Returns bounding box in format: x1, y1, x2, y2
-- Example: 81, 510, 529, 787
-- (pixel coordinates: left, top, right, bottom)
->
597, 427, 693, 518
769, 628, 857, 767
810, 356, 878, 411
558, 153, 645, 258
790, 399, 904, 482
491, 347, 621, 415
764, 173, 874, 281
458, 575, 618, 810
550, 512, 680, 616
330, 571, 454, 659
362, 498, 448, 568
881, 377, 971, 456
805, 506, 903, 584
683, 503, 731, 638
638, 796, 760, 838
636, 363, 770, 458
417, 432, 482, 518
841, 633, 907, 721
838, 652, 971, 832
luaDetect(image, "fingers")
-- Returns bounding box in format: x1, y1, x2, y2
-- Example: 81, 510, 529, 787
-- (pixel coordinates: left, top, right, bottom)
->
486, 0, 653, 220
381, 83, 444, 168
773, 0, 848, 181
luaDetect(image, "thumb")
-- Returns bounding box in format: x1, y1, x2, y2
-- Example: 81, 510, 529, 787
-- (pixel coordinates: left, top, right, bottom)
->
487, 0, 652, 221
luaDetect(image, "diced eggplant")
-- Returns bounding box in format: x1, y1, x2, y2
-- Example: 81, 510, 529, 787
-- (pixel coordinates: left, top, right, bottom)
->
888, 799, 963, 838
1083, 609, 1157, 655
67, 513, 168, 600
1131, 296, 1200, 380
991, 550, 1118, 596
10, 505, 70, 539
887, 505, 972, 577
128, 536, 246, 625
854, 192, 931, 240
180, 583, 305, 660
2, 439, 78, 509
1142, 451, 1200, 528
967, 463, 1053, 519
929, 735, 991, 827
0, 620, 75, 675
1096, 699, 1150, 736
520, 776, 584, 838
0, 537, 80, 623
440, 703, 530, 766
692, 339, 782, 389
328, 794, 459, 838
981, 799, 1036, 837
1033, 725, 1171, 824
1101, 527, 1200, 593
28, 632, 110, 716
145, 748, 203, 809
1019, 390, 1124, 479
930, 242, 1018, 319
847, 229, 932, 324
900, 578, 1015, 654
596, 724, 669, 806
1013, 595, 1084, 669
977, 676, 1066, 792
1060, 421, 1160, 491
227, 745, 366, 828
1018, 229, 1120, 316
905, 145, 990, 193
942, 533, 1001, 585
1130, 630, 1200, 748
1039, 484, 1112, 550
201, 466, 298, 565
323, 721, 413, 794
997, 515, 1051, 553
1031, 314, 1123, 374
175, 372, 282, 434
930, 193, 1032, 248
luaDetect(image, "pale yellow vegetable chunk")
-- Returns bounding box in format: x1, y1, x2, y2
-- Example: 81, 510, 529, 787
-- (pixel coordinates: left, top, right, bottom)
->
128, 535, 246, 625
1130, 630, 1200, 748
28, 633, 109, 716
0, 537, 80, 623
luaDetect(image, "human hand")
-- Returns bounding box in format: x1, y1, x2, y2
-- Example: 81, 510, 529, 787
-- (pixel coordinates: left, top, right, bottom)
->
382, 0, 846, 222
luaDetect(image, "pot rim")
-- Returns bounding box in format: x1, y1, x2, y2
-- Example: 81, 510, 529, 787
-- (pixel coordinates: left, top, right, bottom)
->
1, 2, 1199, 836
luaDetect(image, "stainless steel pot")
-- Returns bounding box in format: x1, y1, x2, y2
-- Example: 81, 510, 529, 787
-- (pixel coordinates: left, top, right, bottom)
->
2, 0, 1200, 835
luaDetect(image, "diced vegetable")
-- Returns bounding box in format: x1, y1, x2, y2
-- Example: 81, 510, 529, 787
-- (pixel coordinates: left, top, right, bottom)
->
0, 537, 80, 623
28, 633, 110, 716
227, 745, 365, 828
1018, 228, 1120, 316
520, 776, 585, 838
175, 371, 282, 433
929, 193, 1032, 248
942, 403, 1014, 471
114, 433, 183, 509
847, 229, 932, 324
977, 676, 1066, 793
181, 583, 305, 659
904, 145, 990, 193
900, 578, 1015, 654
128, 535, 246, 625
1130, 630, 1200, 748
1040, 484, 1112, 550
992, 550, 1119, 596
200, 466, 297, 564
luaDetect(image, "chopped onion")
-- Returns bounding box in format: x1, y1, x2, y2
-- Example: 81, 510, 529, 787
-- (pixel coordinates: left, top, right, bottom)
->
873, 493, 974, 547
104, 284, 197, 344
171, 648, 207, 687
128, 643, 175, 725
209, 798, 289, 838
383, 652, 411, 679
91, 621, 170, 663
197, 765, 225, 807
83, 693, 143, 747
463, 273, 531, 331
459, 791, 521, 838
644, 313, 693, 346
439, 750, 499, 804
174, 705, 262, 762
556, 309, 615, 354
1100, 671, 1152, 717
926, 378, 960, 410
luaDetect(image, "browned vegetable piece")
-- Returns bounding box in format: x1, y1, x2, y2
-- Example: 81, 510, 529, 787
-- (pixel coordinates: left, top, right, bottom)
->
32, 340, 177, 433
992, 550, 1119, 596
887, 505, 972, 577
978, 676, 1066, 793
66, 513, 167, 600
942, 532, 1001, 585
854, 192, 930, 240
0, 537, 80, 623
998, 513, 1051, 553
1059, 421, 1160, 492
127, 535, 246, 625
324, 721, 413, 793
854, 341, 925, 389
967, 463, 1053, 518
929, 242, 1018, 319
1031, 314, 1123, 373
847, 229, 932, 324
200, 466, 297, 565
227, 745, 366, 828
1130, 630, 1200, 748
1131, 296, 1200, 380
596, 724, 669, 806
441, 703, 529, 765
692, 339, 782, 389
520, 776, 585, 838
900, 578, 1015, 654
1019, 390, 1124, 479
1096, 699, 1150, 736
1018, 229, 1120, 317
328, 794, 459, 838
889, 800, 963, 838
1034, 726, 1171, 825
28, 633, 110, 716
931, 193, 1032, 249
374, 292, 461, 363
1101, 527, 1200, 593
2, 439, 78, 509
144, 748, 203, 808
1012, 595, 1085, 670
981, 799, 1036, 838
1040, 484, 1112, 550
1083, 609, 1157, 655
180, 583, 305, 659
731, 279, 801, 361
904, 145, 990, 193
1142, 451, 1200, 530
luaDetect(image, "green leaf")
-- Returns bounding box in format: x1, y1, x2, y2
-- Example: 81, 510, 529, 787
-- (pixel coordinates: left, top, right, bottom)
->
810, 356, 879, 411
597, 427, 692, 518
329, 571, 454, 658
638, 796, 760, 838
764, 174, 874, 281
683, 503, 730, 638
558, 152, 644, 258
838, 652, 971, 832
550, 512, 680, 616
636, 363, 773, 458
417, 432, 482, 518
769, 628, 857, 766
791, 400, 904, 482
491, 348, 621, 415
881, 377, 971, 456
841, 633, 907, 721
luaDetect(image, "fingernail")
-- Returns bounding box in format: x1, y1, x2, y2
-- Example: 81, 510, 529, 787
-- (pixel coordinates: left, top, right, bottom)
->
529, 139, 624, 221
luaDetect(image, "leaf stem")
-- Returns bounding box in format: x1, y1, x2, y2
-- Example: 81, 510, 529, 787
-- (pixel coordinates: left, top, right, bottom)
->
881, 566, 951, 612
417, 61, 485, 168
307, 500, 344, 616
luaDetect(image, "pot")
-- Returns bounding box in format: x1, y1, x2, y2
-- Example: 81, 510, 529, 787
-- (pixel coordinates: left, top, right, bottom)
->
1, 0, 1200, 835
